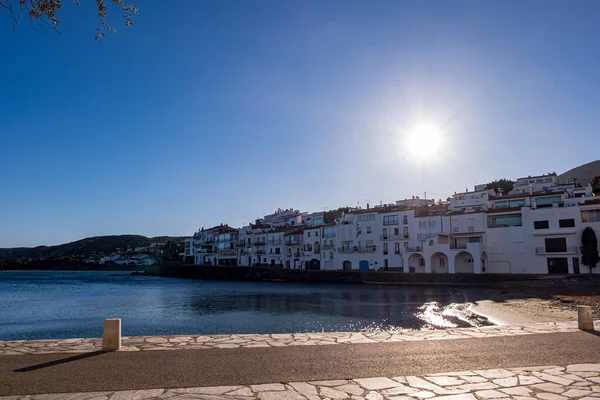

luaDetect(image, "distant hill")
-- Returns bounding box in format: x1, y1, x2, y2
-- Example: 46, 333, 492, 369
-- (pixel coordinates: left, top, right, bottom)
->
0, 235, 183, 262
558, 160, 600, 186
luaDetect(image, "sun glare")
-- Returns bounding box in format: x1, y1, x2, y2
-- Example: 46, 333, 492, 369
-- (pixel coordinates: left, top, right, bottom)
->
406, 124, 444, 160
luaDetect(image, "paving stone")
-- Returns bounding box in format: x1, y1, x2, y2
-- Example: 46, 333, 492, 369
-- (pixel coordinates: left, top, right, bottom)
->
365, 392, 384, 400
561, 388, 593, 398
172, 387, 241, 395
428, 372, 478, 377
381, 385, 419, 396
462, 376, 489, 384
475, 390, 507, 399
572, 382, 594, 387
532, 372, 574, 386
392, 377, 409, 384
405, 376, 450, 394
531, 384, 567, 394
519, 376, 545, 385
310, 381, 349, 387
225, 387, 254, 397
387, 397, 414, 400
475, 370, 515, 379
426, 376, 466, 386
109, 389, 165, 400
451, 383, 500, 391
289, 382, 319, 398
536, 394, 568, 400
334, 384, 364, 396
258, 391, 307, 400
320, 387, 350, 399
499, 387, 534, 396
567, 365, 600, 373
408, 391, 436, 399
573, 373, 600, 379
251, 384, 287, 392
434, 395, 477, 400
355, 377, 404, 390
492, 377, 518, 387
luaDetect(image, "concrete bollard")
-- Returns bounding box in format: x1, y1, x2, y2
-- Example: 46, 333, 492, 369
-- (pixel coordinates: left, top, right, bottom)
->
102, 318, 121, 351
577, 306, 594, 331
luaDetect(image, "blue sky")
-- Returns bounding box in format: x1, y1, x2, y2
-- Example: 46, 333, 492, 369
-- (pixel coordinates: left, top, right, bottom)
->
1, 0, 599, 247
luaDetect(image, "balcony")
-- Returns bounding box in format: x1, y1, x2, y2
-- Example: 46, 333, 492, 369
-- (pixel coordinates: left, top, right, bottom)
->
380, 233, 407, 241
406, 246, 423, 252
535, 246, 578, 255
285, 239, 301, 246
218, 250, 237, 257
237, 241, 247, 247
338, 246, 377, 253
291, 252, 302, 258
417, 233, 436, 240
450, 243, 468, 250
322, 243, 335, 250
268, 239, 282, 245
253, 240, 267, 246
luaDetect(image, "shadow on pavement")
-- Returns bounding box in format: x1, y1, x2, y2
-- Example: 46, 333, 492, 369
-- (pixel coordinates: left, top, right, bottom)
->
583, 329, 600, 338
14, 350, 105, 372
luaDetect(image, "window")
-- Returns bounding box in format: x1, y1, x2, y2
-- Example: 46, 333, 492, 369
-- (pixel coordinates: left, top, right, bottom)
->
308, 232, 311, 238
488, 214, 522, 228
383, 243, 388, 255
536, 196, 562, 208
440, 257, 445, 267
395, 242, 400, 254
545, 238, 567, 253
329, 252, 334, 260
323, 227, 334, 238
404, 242, 408, 249
403, 226, 409, 238
559, 219, 575, 228
468, 218, 475, 232
382, 228, 387, 239
394, 227, 399, 235
383, 215, 399, 225
357, 214, 376, 222
275, 248, 280, 254
495, 199, 526, 209
315, 230, 319, 237
534, 220, 549, 229
451, 219, 459, 233
582, 209, 600, 223
366, 226, 371, 234
419, 258, 425, 267
357, 226, 362, 234
403, 215, 408, 224
366, 240, 374, 247
314, 241, 320, 254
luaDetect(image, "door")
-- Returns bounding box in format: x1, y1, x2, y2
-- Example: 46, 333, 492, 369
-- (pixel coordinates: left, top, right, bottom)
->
547, 257, 568, 274
359, 260, 369, 271
573, 257, 580, 274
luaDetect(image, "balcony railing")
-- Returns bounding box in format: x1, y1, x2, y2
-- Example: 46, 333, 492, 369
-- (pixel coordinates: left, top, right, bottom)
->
291, 252, 302, 258
237, 241, 247, 247
268, 239, 282, 245
406, 246, 423, 252
417, 233, 436, 240
322, 243, 335, 250
535, 246, 578, 254
285, 239, 301, 245
253, 240, 267, 246
338, 246, 376, 253
380, 233, 407, 241
218, 250, 237, 257
450, 243, 468, 250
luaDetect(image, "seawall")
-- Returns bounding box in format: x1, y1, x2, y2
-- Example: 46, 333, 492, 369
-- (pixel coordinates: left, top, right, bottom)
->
156, 262, 600, 285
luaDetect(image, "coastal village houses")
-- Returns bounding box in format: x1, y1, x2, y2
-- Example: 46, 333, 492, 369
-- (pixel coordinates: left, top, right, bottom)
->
180, 174, 600, 274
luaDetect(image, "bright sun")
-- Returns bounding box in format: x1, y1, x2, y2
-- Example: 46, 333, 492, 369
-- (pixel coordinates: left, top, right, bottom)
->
406, 124, 444, 159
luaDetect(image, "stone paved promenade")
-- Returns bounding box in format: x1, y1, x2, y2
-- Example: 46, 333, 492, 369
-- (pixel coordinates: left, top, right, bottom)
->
1, 320, 596, 356
1, 363, 599, 400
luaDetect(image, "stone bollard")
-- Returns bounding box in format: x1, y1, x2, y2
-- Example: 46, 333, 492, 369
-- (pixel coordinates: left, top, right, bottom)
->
577, 306, 594, 331
102, 318, 121, 351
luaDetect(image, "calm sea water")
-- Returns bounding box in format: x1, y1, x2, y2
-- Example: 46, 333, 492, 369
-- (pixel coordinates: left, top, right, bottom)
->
0, 271, 474, 340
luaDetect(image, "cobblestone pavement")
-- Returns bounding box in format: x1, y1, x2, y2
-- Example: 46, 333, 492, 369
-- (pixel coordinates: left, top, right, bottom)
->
1, 321, 597, 356
1, 363, 599, 400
